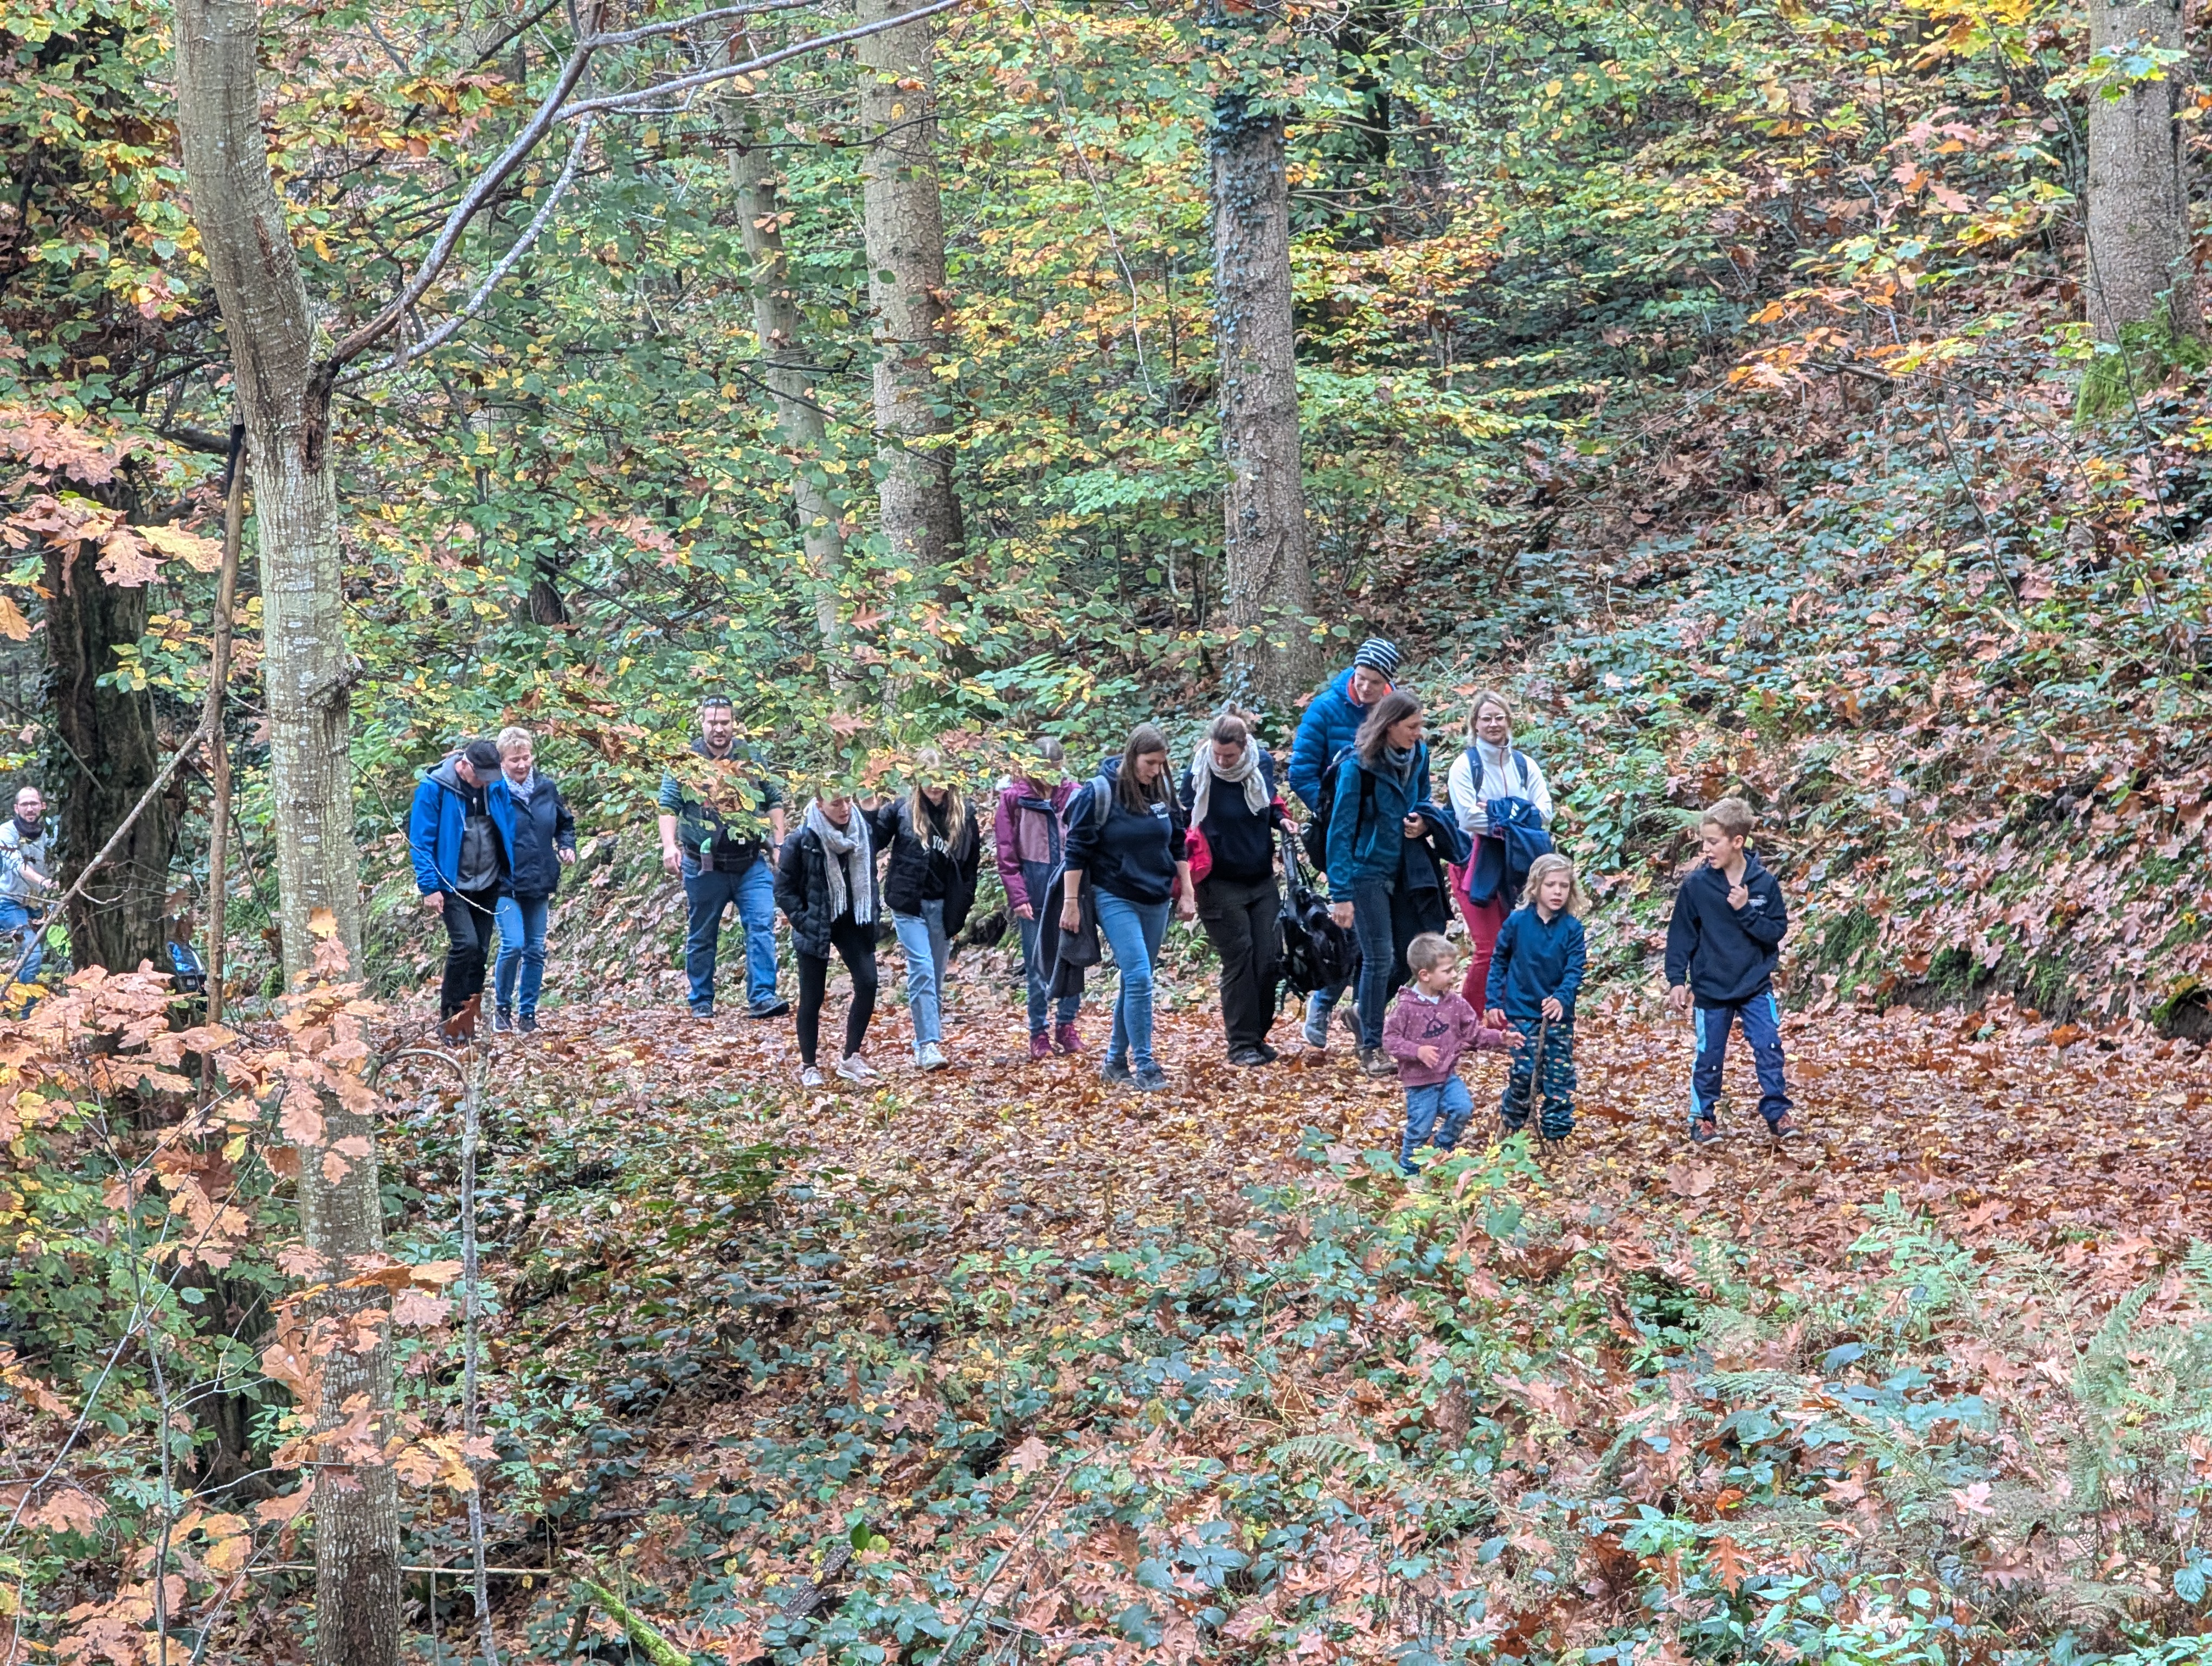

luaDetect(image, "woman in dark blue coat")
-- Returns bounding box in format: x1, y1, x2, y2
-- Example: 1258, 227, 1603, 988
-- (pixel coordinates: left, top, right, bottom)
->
489, 726, 576, 1033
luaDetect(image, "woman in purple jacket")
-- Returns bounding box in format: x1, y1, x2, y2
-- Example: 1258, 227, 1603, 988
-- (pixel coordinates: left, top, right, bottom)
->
993, 736, 1084, 1060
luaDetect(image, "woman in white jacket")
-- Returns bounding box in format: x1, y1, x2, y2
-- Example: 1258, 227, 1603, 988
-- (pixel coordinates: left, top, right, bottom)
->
1445, 691, 1554, 1008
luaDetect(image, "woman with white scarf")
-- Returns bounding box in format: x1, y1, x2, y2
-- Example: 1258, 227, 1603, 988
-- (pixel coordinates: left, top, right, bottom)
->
1178, 713, 1301, 1067
773, 787, 883, 1086
1445, 690, 1555, 1011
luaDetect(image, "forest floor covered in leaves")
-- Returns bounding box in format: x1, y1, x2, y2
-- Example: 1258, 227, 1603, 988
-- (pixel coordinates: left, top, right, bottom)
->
352, 945, 2212, 1666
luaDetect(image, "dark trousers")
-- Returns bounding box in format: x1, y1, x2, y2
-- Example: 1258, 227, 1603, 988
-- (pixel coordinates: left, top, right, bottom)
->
1692, 994, 1791, 1126
795, 914, 879, 1066
1350, 878, 1446, 1049
1502, 1016, 1576, 1138
1196, 873, 1281, 1052
439, 886, 500, 1018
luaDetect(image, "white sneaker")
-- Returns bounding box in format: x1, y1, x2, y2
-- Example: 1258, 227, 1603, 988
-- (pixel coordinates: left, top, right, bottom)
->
918, 1041, 948, 1071
835, 1054, 880, 1084
800, 1065, 825, 1088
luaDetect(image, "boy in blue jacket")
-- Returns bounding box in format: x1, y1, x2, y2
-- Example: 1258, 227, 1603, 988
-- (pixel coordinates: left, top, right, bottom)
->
1664, 796, 1796, 1143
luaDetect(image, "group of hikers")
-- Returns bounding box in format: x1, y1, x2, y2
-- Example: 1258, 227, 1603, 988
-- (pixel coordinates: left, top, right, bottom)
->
407, 638, 1799, 1164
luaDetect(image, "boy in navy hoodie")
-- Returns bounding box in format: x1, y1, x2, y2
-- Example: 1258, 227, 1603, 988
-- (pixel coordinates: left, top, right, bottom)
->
1664, 796, 1795, 1143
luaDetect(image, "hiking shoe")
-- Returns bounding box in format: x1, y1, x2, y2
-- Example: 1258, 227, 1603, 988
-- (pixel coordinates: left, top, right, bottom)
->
917, 1041, 948, 1071
1254, 1040, 1279, 1063
1769, 1113, 1802, 1140
689, 1003, 715, 1021
492, 1009, 513, 1035
1359, 1048, 1395, 1079
519, 1013, 538, 1034
1029, 1030, 1053, 1062
1302, 1009, 1329, 1049
1229, 1046, 1268, 1068
1131, 1063, 1169, 1093
749, 996, 791, 1019
835, 1054, 880, 1085
1689, 1117, 1720, 1145
800, 1065, 825, 1088
1100, 1057, 1134, 1087
1054, 1022, 1084, 1055
1399, 1159, 1422, 1177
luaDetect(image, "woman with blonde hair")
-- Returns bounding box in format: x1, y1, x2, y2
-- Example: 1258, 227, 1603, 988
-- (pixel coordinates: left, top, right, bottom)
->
486, 725, 575, 1034
1446, 690, 1554, 1011
869, 749, 981, 1071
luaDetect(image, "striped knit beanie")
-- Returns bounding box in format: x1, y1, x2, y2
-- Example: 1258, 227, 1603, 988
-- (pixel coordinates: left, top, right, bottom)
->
1352, 637, 1401, 680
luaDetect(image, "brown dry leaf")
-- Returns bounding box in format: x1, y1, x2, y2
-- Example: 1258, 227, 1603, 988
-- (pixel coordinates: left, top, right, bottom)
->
1664, 1162, 1717, 1199
139, 522, 224, 572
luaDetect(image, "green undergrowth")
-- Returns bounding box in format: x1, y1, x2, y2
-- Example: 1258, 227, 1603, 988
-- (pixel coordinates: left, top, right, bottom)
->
451, 1110, 2212, 1663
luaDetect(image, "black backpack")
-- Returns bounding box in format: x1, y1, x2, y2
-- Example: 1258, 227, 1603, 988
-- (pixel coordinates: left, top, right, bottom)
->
1300, 748, 1375, 873
1278, 831, 1357, 997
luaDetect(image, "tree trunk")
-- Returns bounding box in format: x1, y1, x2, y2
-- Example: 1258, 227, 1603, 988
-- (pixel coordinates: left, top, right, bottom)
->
43, 489, 175, 974
858, 0, 963, 578
731, 107, 847, 659
2086, 0, 2201, 342
173, 5, 396, 1664
1211, 96, 1319, 705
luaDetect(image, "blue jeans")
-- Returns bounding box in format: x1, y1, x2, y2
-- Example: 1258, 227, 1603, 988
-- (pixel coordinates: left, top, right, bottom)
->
1016, 857, 1079, 1033
1692, 994, 1791, 1126
0, 899, 43, 986
1401, 1075, 1475, 1170
892, 901, 950, 1050
493, 894, 548, 1018
1095, 891, 1169, 1072
683, 858, 779, 1011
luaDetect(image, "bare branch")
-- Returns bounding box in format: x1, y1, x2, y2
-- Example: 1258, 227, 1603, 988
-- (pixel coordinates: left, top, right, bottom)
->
558, 0, 969, 120
340, 118, 597, 387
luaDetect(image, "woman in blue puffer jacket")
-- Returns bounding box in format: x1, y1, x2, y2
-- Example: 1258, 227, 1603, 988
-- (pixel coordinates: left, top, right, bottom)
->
1325, 690, 1455, 1077
488, 726, 576, 1034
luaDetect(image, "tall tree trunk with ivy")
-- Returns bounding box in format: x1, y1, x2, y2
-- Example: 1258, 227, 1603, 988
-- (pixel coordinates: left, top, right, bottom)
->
732, 104, 848, 661
2084, 0, 2201, 351
1211, 93, 1319, 704
173, 3, 396, 1663
858, 0, 964, 580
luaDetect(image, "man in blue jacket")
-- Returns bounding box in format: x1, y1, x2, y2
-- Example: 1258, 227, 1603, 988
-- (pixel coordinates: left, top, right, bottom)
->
1287, 636, 1398, 1048
1664, 796, 1796, 1143
408, 739, 514, 1034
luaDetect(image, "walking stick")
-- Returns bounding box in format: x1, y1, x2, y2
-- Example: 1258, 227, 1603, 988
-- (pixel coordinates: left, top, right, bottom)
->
1515, 1010, 1551, 1146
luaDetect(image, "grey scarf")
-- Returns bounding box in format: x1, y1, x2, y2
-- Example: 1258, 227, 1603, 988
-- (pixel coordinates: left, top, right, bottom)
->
805, 800, 873, 924
506, 771, 537, 808
1187, 734, 1268, 826
1385, 744, 1419, 785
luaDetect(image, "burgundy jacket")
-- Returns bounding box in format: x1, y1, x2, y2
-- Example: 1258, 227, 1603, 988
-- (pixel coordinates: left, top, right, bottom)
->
993, 778, 1078, 913
1381, 989, 1514, 1086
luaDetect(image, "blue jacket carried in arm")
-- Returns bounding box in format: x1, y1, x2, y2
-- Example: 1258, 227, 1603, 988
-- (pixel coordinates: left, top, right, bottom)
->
1663, 850, 1789, 1005
1324, 744, 1432, 893
408, 757, 517, 896
1288, 667, 1379, 815
1486, 905, 1587, 1023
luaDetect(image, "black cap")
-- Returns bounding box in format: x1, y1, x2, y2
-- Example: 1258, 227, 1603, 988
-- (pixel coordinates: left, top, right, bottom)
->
462, 740, 503, 773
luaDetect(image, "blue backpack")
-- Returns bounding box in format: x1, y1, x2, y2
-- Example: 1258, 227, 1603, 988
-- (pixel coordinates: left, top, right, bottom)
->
1462, 748, 1553, 906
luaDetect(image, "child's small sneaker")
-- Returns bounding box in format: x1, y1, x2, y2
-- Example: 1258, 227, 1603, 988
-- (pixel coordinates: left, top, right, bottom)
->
1028, 1030, 1053, 1062
1398, 1158, 1422, 1178
1689, 1117, 1721, 1145
1768, 1113, 1802, 1140
800, 1065, 825, 1088
835, 1054, 880, 1085
1054, 1022, 1084, 1055
1101, 1057, 1134, 1087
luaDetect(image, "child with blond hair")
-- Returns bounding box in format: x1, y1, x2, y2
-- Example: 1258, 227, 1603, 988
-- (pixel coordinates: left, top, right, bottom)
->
1484, 853, 1587, 1142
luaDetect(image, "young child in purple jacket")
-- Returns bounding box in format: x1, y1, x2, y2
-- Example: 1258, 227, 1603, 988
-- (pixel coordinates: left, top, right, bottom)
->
1381, 932, 1516, 1174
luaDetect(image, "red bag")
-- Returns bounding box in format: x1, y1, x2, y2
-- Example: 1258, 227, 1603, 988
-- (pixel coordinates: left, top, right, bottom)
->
1185, 825, 1213, 886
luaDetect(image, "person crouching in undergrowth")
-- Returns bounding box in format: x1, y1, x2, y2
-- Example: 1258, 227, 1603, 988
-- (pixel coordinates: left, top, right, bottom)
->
1382, 932, 1515, 1176
1061, 724, 1195, 1094
870, 749, 980, 1073
488, 725, 575, 1035
775, 784, 882, 1088
1485, 853, 1586, 1143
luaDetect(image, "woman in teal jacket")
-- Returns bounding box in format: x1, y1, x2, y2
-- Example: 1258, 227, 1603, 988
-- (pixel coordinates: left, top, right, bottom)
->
1325, 690, 1452, 1075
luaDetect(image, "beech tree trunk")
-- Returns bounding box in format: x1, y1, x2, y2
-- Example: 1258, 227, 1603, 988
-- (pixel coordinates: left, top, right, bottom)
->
1211, 95, 1319, 704
173, 5, 396, 1664
858, 0, 964, 577
44, 484, 175, 974
732, 107, 847, 657
2086, 0, 2201, 341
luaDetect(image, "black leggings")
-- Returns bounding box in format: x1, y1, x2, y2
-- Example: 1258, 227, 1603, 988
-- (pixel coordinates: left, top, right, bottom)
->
795, 914, 879, 1065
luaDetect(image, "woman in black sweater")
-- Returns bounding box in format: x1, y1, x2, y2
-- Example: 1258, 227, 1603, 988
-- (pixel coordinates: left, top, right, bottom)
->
1059, 724, 1194, 1092
774, 787, 883, 1088
1179, 713, 1299, 1066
